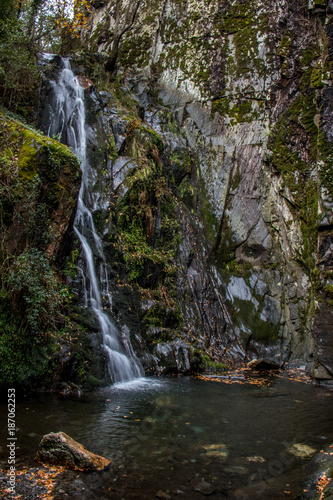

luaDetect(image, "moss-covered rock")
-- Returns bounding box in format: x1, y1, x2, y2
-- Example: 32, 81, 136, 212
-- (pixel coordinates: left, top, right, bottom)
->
0, 111, 84, 392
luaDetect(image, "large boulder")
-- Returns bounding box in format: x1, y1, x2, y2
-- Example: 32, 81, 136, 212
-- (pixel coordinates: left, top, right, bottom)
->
35, 432, 111, 471
247, 358, 281, 370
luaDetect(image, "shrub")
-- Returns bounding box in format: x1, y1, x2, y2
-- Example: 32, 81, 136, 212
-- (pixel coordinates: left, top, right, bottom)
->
8, 248, 65, 333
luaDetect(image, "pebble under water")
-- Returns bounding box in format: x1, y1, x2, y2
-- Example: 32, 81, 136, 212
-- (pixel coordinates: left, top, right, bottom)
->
1, 375, 333, 499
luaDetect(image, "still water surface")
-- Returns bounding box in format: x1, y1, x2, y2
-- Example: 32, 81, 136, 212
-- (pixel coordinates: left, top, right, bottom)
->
1, 376, 333, 499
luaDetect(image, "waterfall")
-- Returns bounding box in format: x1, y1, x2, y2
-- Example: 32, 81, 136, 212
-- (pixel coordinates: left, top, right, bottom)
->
46, 57, 143, 383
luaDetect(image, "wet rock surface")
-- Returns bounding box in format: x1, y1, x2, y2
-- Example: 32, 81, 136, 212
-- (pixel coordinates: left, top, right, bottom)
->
35, 432, 111, 471
313, 303, 333, 381
79, 0, 333, 374
297, 445, 333, 499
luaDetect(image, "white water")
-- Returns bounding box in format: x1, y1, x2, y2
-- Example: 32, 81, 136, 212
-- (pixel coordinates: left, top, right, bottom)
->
46, 57, 143, 383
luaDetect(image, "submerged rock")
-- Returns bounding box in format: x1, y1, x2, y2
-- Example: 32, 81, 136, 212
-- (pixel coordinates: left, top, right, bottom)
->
246, 455, 266, 463
191, 479, 215, 495
155, 490, 171, 499
35, 432, 111, 471
201, 443, 228, 461
287, 443, 317, 459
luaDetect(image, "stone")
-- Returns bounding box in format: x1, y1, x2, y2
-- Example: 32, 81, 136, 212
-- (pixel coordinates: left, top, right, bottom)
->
156, 490, 170, 499
246, 456, 265, 463
287, 443, 316, 458
224, 465, 249, 474
299, 444, 333, 497
37, 0, 333, 385
313, 363, 333, 380
202, 444, 227, 451
191, 479, 215, 495
247, 358, 280, 370
35, 432, 111, 471
153, 341, 191, 374
204, 450, 228, 460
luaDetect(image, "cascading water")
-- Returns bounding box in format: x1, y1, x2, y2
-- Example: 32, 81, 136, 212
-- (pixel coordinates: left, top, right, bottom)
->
45, 57, 143, 383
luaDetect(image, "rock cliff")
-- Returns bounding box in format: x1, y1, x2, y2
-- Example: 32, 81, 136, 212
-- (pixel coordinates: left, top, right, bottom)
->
73, 0, 333, 379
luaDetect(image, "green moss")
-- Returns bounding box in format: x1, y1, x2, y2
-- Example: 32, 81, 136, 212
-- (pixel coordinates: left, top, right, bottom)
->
299, 46, 319, 67
232, 297, 280, 342
267, 87, 323, 269
212, 96, 258, 124
231, 165, 241, 190
145, 126, 164, 154
202, 355, 228, 373
115, 125, 179, 286
317, 129, 333, 198
108, 134, 118, 160
167, 111, 179, 135
222, 2, 268, 78
1, 115, 79, 189
277, 33, 295, 58
0, 110, 91, 392
311, 67, 325, 88
225, 260, 253, 277
18, 136, 38, 180
267, 27, 333, 280
119, 32, 153, 69
144, 304, 167, 329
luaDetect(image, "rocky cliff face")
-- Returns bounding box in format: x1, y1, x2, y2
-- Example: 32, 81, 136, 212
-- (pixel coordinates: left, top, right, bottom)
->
75, 0, 333, 379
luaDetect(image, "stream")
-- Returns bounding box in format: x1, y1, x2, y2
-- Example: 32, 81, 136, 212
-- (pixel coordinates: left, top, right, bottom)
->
1, 375, 333, 499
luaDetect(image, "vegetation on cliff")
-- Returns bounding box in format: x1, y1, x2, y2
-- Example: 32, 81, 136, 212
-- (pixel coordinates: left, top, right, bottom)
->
0, 111, 93, 391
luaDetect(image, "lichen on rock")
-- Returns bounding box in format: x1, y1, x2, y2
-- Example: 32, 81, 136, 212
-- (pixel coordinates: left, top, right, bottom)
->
35, 432, 111, 471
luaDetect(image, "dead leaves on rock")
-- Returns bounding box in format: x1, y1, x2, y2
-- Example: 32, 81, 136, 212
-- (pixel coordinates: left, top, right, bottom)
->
195, 365, 311, 387
317, 473, 331, 499
2, 466, 63, 500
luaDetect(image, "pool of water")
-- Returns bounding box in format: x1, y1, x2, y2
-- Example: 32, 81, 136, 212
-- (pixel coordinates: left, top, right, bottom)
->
1, 375, 333, 499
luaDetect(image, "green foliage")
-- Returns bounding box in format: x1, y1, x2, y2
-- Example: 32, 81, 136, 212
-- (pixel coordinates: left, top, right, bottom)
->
0, 19, 40, 116
0, 0, 16, 22
118, 200, 178, 282
0, 324, 54, 387
145, 127, 164, 155
0, 286, 55, 388
9, 248, 66, 332
0, 112, 80, 270
0, 112, 85, 391
116, 125, 180, 285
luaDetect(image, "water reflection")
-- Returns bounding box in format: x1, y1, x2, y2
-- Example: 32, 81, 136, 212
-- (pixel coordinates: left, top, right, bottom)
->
1, 376, 333, 498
